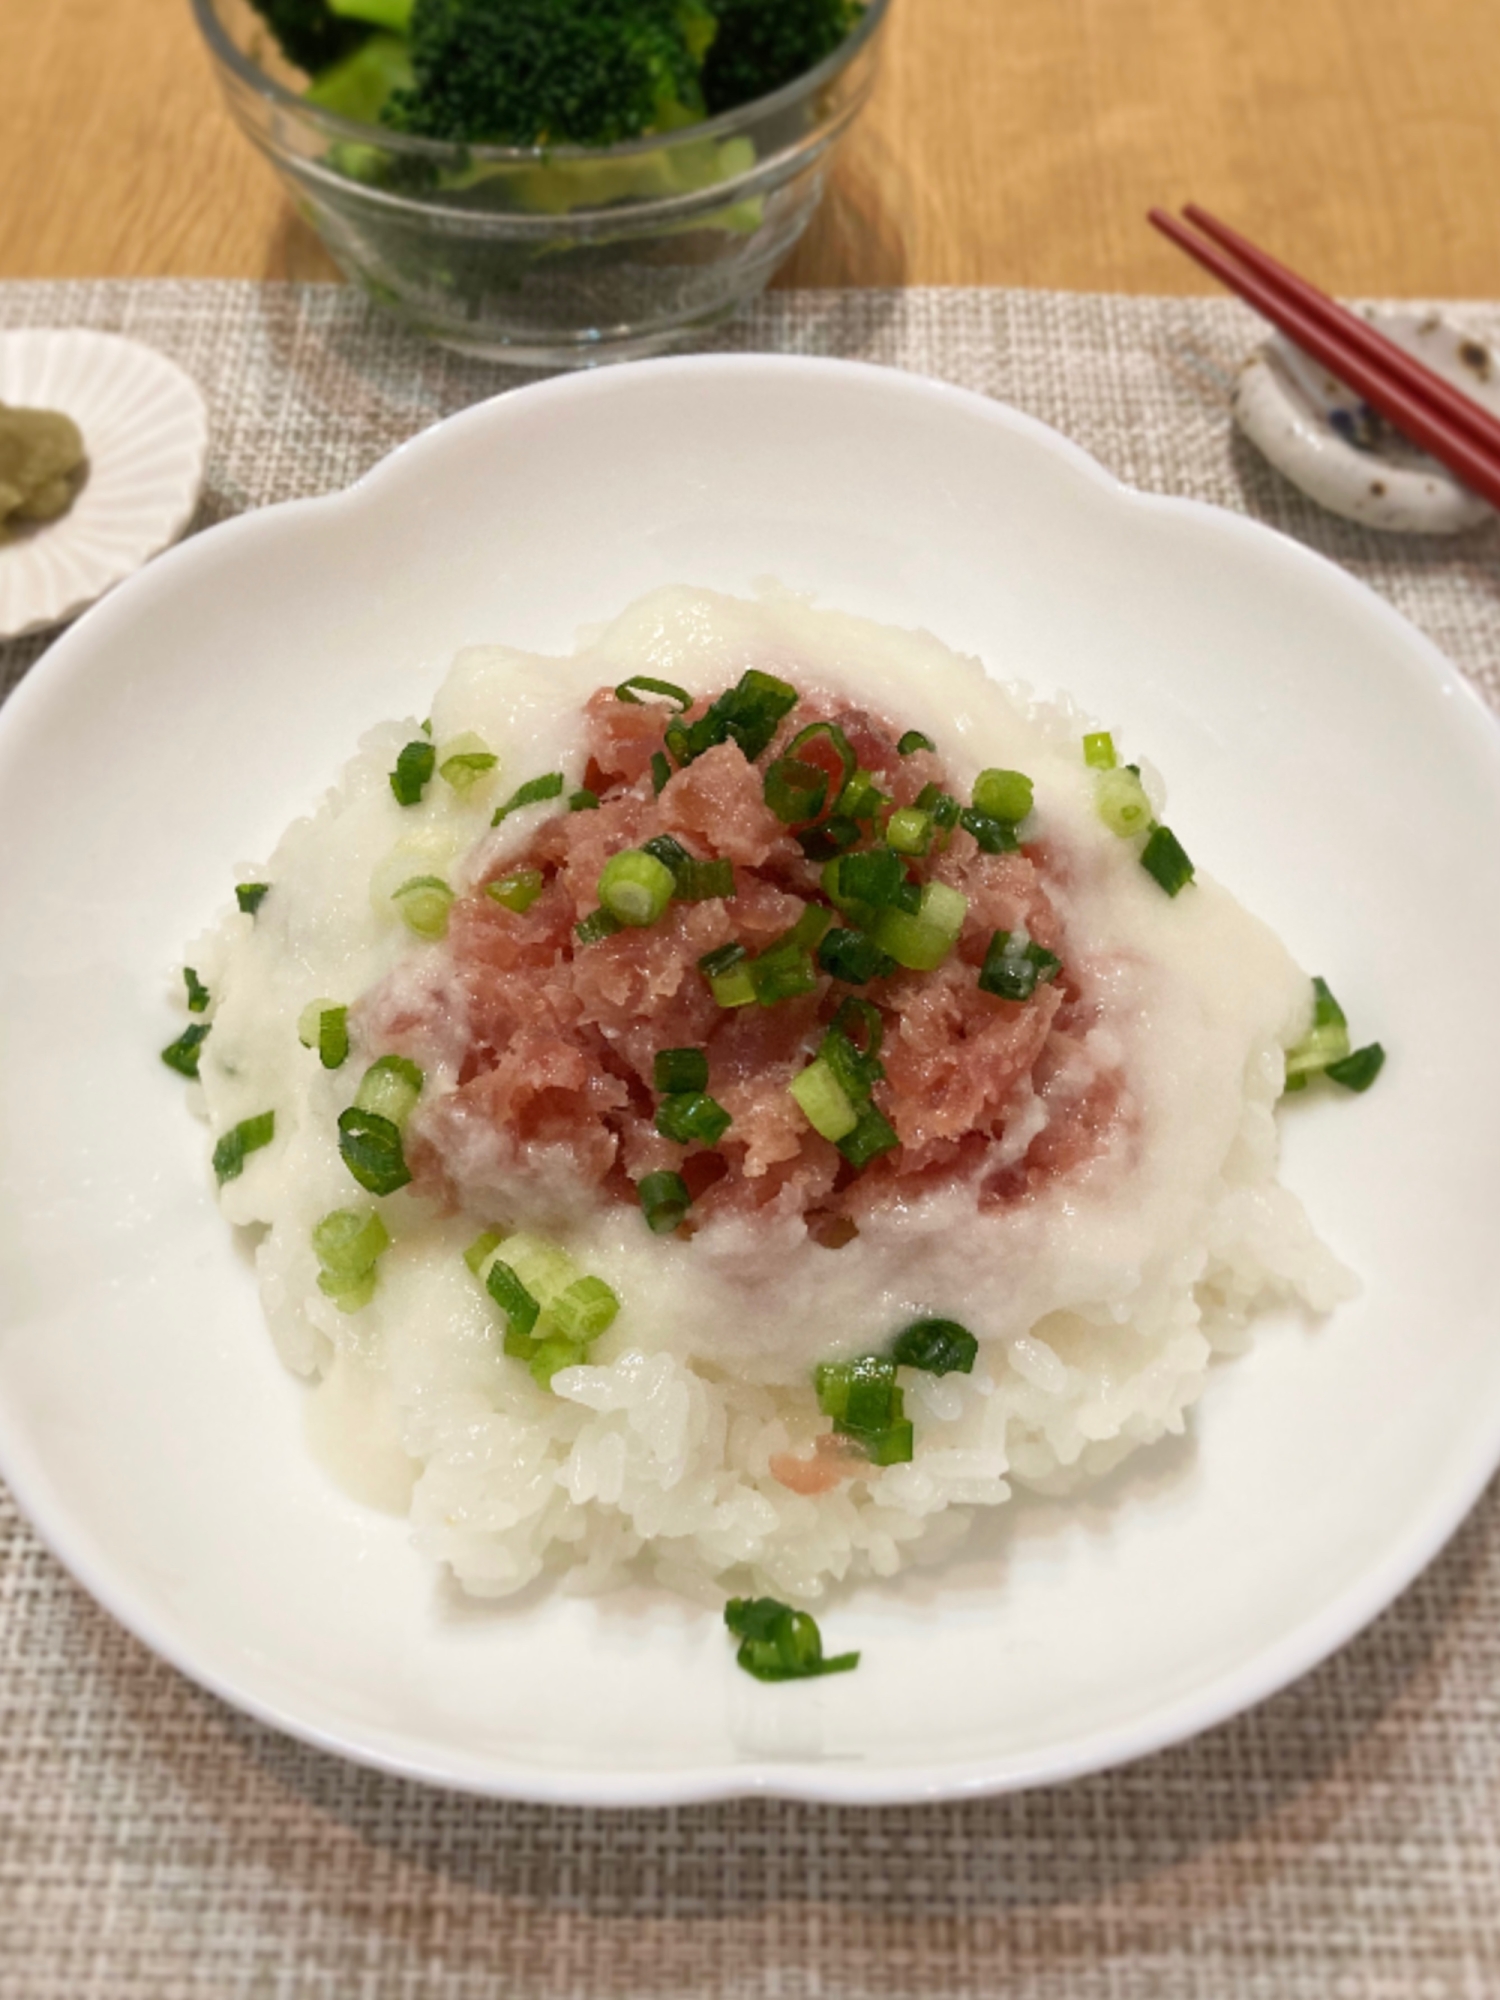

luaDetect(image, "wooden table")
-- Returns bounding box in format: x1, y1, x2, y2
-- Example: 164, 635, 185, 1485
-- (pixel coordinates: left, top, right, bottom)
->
4, 0, 1500, 297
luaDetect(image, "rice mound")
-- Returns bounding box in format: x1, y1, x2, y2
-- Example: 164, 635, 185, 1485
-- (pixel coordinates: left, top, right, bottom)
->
187, 587, 1354, 1603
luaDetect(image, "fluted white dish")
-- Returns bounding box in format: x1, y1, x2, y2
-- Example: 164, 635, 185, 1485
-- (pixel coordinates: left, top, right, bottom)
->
2, 359, 1500, 1805
0, 330, 208, 640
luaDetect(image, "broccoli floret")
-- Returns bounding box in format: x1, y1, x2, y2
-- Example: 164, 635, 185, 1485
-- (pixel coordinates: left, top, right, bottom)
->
700, 0, 862, 116
246, 0, 368, 75
382, 0, 714, 148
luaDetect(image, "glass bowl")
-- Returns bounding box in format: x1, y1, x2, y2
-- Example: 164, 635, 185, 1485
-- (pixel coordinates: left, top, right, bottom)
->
192, 0, 892, 367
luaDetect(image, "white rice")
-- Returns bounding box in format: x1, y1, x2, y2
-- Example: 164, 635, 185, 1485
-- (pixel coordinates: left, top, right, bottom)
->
184, 587, 1354, 1602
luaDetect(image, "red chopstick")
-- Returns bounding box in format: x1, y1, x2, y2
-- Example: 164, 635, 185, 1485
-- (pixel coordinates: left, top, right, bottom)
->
1148, 205, 1500, 514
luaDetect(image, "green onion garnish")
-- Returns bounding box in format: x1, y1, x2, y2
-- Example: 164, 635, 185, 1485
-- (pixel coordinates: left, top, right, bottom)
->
916, 783, 962, 831
650, 751, 672, 795
699, 940, 756, 1008
750, 903, 833, 1005
1095, 766, 1153, 837
1083, 731, 1117, 770
815, 1354, 914, 1463
597, 848, 676, 927
1140, 825, 1195, 896
390, 740, 436, 806
837, 1102, 899, 1171
724, 1597, 859, 1682
391, 874, 454, 940
871, 881, 968, 973
654, 1047, 709, 1094
235, 882, 270, 916
353, 1052, 423, 1126
890, 1318, 977, 1375
656, 1092, 733, 1145
1324, 1043, 1386, 1093
817, 927, 896, 984
486, 1258, 541, 1340
958, 808, 1020, 854
789, 1057, 859, 1143
161, 1023, 210, 1079
615, 674, 691, 711
549, 1274, 621, 1343
336, 1108, 410, 1195
437, 734, 498, 797
576, 908, 623, 946
763, 756, 829, 824
486, 868, 544, 913
312, 1208, 391, 1312
897, 730, 936, 756
885, 806, 934, 856
463, 1229, 503, 1275
797, 817, 862, 863
668, 668, 799, 769
642, 834, 734, 903
298, 1001, 351, 1070
1285, 977, 1351, 1088
212, 1110, 275, 1184
491, 772, 564, 826
638, 1170, 691, 1234
569, 788, 599, 812
837, 770, 888, 822
183, 967, 210, 1014
972, 769, 1034, 823
977, 930, 1062, 1003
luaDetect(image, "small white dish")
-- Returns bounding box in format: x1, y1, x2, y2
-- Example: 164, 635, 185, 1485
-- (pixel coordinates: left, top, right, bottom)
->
1232, 308, 1500, 533
0, 329, 208, 640
2, 358, 1500, 1806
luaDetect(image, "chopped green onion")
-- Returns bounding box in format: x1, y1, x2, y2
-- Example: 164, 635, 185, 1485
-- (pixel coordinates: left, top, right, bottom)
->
817, 927, 896, 984
672, 668, 799, 767
797, 817, 862, 862
750, 903, 833, 1005
212, 1110, 275, 1185
183, 967, 210, 1014
1324, 1043, 1386, 1093
316, 1269, 378, 1312
819, 1022, 883, 1107
699, 941, 756, 1008
336, 1108, 410, 1195
815, 1353, 913, 1462
724, 1597, 859, 1682
486, 1258, 540, 1339
576, 909, 623, 946
656, 1092, 733, 1145
891, 1318, 977, 1375
837, 1101, 899, 1170
763, 756, 829, 824
872, 881, 967, 973
491, 772, 564, 826
390, 740, 436, 806
597, 849, 676, 927
978, 930, 1062, 1003
897, 729, 936, 756
916, 784, 962, 831
312, 1208, 390, 1284
568, 788, 599, 812
825, 847, 905, 913
463, 1229, 503, 1275
1140, 825, 1195, 896
614, 674, 691, 711
548, 1274, 621, 1343
437, 734, 498, 797
420, 717, 431, 736
837, 770, 888, 822
235, 882, 270, 916
293, 1001, 350, 1070
391, 874, 454, 939
959, 808, 1020, 854
650, 751, 671, 795
1285, 976, 1352, 1085
885, 806, 934, 856
972, 769, 1034, 823
485, 869, 544, 913
643, 835, 734, 903
353, 1052, 423, 1127
654, 1047, 709, 1094
520, 1336, 588, 1387
1096, 767, 1153, 837
1083, 731, 1117, 770
161, 1022, 210, 1079
789, 1057, 859, 1143
829, 995, 884, 1060
638, 1170, 691, 1234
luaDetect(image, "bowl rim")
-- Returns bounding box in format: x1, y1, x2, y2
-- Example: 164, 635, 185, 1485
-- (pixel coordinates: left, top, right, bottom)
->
191, 0, 892, 166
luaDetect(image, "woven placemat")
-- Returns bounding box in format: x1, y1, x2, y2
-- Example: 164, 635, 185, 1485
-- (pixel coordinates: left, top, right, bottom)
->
2, 280, 1498, 1999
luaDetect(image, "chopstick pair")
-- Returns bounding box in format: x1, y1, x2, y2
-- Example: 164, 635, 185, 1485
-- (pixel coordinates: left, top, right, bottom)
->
1149, 204, 1500, 514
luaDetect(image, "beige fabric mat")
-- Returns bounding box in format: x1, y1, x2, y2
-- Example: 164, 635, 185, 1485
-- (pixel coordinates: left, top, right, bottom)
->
2, 280, 1498, 1998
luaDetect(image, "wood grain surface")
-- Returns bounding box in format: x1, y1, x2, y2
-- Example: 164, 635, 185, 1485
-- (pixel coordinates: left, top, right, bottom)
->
4, 0, 1500, 296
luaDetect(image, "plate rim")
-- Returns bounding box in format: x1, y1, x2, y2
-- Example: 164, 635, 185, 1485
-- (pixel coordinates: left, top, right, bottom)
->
3, 351, 1500, 1808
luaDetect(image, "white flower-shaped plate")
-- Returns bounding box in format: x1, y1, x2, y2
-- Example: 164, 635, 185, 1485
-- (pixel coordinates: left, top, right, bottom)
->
0, 329, 208, 639
2, 358, 1500, 1806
